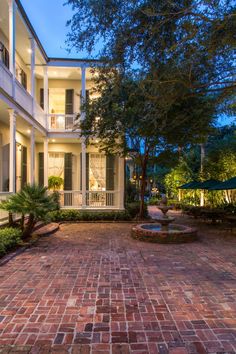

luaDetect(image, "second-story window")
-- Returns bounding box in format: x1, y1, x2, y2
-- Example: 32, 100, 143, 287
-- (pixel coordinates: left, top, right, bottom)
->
0, 42, 9, 69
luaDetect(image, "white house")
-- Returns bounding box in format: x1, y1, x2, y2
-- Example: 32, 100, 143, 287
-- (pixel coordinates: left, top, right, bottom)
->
0, 0, 125, 223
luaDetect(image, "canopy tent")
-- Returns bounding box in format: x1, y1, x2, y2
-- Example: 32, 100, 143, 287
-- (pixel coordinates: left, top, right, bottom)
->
208, 177, 236, 190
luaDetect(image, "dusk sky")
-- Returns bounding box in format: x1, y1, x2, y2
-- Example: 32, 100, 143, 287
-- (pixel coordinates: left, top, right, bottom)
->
20, 0, 88, 59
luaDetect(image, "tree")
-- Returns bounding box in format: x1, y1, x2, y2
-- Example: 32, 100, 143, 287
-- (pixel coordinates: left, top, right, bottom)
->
78, 69, 215, 217
66, 0, 236, 109
0, 185, 56, 239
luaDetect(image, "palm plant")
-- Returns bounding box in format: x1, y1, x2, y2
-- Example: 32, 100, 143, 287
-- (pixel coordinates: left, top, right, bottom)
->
0, 184, 56, 239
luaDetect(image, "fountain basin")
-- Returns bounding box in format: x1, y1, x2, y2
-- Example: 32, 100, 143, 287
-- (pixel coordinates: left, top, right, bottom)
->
131, 223, 197, 243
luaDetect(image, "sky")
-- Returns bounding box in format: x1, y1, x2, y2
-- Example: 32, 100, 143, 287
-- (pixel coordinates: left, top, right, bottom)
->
20, 0, 87, 59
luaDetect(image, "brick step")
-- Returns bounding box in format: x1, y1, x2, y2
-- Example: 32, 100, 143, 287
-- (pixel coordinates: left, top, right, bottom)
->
34, 223, 59, 237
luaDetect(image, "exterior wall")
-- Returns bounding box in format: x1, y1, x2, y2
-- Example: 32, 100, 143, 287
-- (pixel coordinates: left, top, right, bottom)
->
36, 79, 95, 114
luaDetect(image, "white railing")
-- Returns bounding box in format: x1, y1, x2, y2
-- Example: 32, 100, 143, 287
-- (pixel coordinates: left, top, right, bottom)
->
15, 80, 33, 115
0, 192, 12, 224
0, 61, 13, 96
56, 191, 83, 208
52, 190, 118, 208
86, 191, 117, 207
34, 102, 46, 128
48, 114, 77, 131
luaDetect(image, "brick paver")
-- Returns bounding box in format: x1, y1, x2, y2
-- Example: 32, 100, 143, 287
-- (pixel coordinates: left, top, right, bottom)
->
0, 213, 235, 353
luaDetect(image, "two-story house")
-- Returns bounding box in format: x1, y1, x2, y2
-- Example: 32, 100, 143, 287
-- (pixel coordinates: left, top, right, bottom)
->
0, 0, 125, 224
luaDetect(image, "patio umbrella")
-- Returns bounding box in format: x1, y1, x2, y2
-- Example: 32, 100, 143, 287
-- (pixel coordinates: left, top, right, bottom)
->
199, 179, 221, 190
178, 181, 202, 189
208, 176, 236, 190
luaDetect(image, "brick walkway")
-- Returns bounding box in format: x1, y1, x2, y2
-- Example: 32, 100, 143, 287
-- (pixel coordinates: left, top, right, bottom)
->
0, 215, 235, 353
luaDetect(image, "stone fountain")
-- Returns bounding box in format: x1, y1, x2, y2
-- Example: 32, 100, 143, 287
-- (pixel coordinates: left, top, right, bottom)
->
131, 195, 197, 243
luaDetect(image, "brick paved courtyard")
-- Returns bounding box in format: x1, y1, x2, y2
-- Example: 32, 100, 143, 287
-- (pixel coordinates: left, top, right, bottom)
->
0, 213, 235, 353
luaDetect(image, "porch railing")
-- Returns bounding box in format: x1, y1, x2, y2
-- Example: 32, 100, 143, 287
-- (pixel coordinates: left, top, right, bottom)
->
15, 80, 33, 115
55, 190, 118, 208
0, 61, 13, 97
0, 192, 12, 224
48, 114, 77, 131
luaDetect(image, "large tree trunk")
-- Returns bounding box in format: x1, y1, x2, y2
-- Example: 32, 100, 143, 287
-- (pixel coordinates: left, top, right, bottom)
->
139, 159, 147, 219
22, 213, 36, 239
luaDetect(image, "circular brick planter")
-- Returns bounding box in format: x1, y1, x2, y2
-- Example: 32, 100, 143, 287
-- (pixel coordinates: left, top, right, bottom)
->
131, 223, 198, 243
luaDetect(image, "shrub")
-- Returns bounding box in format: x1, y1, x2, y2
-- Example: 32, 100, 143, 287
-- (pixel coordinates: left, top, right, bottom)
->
0, 228, 22, 256
48, 210, 132, 222
148, 196, 160, 205
126, 202, 148, 218
0, 184, 57, 238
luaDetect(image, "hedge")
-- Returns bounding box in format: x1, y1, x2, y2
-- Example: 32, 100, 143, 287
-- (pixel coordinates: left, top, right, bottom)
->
0, 228, 22, 256
47, 209, 132, 222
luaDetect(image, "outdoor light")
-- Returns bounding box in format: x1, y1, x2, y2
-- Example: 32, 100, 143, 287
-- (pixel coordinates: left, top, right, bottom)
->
133, 175, 137, 180
27, 48, 32, 54
139, 175, 142, 180
27, 129, 31, 134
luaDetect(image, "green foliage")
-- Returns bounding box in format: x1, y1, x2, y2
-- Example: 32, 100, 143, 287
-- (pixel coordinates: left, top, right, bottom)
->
0, 184, 57, 238
148, 196, 160, 205
48, 176, 64, 191
0, 228, 22, 256
126, 202, 148, 218
126, 181, 139, 203
48, 210, 131, 222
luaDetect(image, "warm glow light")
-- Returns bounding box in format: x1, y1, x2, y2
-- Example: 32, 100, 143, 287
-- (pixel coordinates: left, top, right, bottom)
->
58, 116, 64, 123
27, 48, 32, 54
52, 139, 56, 143
27, 129, 31, 134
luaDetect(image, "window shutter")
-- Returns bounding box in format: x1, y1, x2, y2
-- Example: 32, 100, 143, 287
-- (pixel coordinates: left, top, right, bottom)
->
40, 88, 44, 109
64, 153, 72, 190
65, 89, 74, 114
21, 146, 27, 189
21, 70, 27, 90
0, 42, 9, 69
38, 152, 44, 186
80, 153, 89, 190
2, 144, 10, 191
106, 155, 115, 191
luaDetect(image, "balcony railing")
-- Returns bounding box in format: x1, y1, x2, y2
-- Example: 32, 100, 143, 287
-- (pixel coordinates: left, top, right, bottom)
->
15, 80, 33, 115
55, 190, 118, 208
48, 114, 77, 131
0, 61, 13, 97
0, 192, 12, 224
35, 102, 46, 128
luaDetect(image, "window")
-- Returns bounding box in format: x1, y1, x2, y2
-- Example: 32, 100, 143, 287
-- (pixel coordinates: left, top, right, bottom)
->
89, 154, 106, 191
48, 152, 64, 179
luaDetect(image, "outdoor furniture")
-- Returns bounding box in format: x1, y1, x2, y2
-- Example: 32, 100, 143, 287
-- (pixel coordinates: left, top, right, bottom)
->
200, 209, 225, 223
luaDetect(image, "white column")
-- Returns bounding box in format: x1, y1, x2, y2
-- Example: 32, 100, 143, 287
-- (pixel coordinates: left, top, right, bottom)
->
44, 137, 48, 187
118, 157, 125, 209
30, 127, 35, 184
9, 109, 16, 193
30, 38, 36, 114
8, 0, 16, 97
43, 66, 49, 128
81, 65, 87, 207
